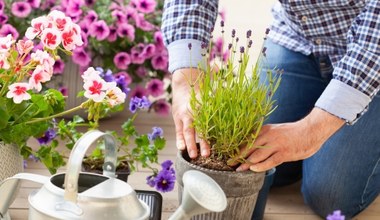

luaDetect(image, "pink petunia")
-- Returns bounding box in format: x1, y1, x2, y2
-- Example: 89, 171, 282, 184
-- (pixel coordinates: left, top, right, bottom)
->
59, 86, 68, 96
151, 53, 168, 71
136, 66, 147, 77
65, 0, 84, 17
146, 79, 164, 97
132, 0, 157, 14
142, 44, 156, 58
153, 99, 171, 116
89, 20, 110, 41
0, 24, 19, 39
0, 0, 4, 12
0, 14, 8, 25
113, 52, 131, 70
84, 10, 98, 23
111, 10, 126, 24
154, 31, 165, 50
116, 23, 135, 41
11, 2, 32, 18
129, 85, 148, 99
72, 47, 91, 67
130, 43, 145, 64
53, 59, 65, 74
6, 83, 31, 104
107, 26, 117, 42
135, 13, 155, 31
26, 0, 41, 8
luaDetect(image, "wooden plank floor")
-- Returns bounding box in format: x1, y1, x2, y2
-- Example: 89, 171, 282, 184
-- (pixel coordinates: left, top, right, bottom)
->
8, 111, 380, 220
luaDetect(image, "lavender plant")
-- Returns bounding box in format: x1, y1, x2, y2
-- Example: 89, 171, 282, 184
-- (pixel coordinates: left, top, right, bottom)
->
189, 27, 281, 170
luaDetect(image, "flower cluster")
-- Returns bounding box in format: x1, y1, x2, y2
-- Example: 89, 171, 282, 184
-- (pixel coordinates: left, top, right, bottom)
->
146, 160, 176, 193
54, 0, 172, 115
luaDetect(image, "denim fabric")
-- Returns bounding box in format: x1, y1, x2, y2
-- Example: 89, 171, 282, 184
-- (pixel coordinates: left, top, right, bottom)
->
261, 39, 380, 219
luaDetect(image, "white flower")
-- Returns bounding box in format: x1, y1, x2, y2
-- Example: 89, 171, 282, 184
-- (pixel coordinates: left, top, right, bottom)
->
83, 75, 108, 102
41, 28, 62, 50
6, 83, 31, 104
25, 16, 49, 40
106, 84, 126, 107
29, 65, 52, 92
0, 34, 15, 53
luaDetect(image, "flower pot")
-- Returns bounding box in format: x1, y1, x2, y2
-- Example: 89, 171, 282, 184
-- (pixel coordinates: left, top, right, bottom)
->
251, 168, 276, 220
0, 142, 23, 182
175, 151, 265, 220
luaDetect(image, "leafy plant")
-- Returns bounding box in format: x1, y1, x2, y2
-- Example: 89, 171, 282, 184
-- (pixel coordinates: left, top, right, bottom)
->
189, 29, 281, 169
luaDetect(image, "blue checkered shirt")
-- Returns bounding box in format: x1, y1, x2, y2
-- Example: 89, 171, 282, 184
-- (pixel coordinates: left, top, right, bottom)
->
162, 0, 380, 124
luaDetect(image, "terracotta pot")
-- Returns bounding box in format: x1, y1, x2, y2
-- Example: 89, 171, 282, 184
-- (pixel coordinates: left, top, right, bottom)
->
0, 142, 23, 182
175, 151, 265, 220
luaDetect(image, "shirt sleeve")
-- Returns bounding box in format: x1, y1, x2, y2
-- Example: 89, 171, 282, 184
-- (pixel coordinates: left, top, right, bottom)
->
161, 0, 219, 73
315, 0, 380, 124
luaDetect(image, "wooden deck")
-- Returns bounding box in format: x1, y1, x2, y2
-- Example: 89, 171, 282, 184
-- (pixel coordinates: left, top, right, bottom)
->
8, 112, 380, 220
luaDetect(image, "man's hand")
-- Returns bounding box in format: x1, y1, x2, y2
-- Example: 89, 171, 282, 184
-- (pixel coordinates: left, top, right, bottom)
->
171, 68, 210, 158
235, 108, 345, 172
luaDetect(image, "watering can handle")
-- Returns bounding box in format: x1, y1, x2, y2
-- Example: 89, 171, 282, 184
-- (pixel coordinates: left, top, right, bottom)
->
63, 130, 117, 203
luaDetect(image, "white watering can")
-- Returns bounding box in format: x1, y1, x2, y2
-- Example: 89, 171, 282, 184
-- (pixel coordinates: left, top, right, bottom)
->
0, 130, 227, 220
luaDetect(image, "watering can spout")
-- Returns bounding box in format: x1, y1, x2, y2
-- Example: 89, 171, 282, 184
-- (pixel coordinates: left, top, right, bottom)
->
0, 173, 49, 219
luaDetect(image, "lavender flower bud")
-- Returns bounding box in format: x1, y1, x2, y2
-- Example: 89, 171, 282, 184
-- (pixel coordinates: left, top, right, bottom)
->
188, 43, 192, 50
220, 20, 224, 27
246, 30, 252, 38
236, 37, 239, 43
265, 28, 270, 35
201, 42, 207, 49
231, 29, 236, 38
228, 43, 233, 50
248, 40, 253, 48
240, 46, 245, 53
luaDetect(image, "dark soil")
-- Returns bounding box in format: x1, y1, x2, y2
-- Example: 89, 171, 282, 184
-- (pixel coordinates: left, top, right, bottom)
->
188, 149, 236, 171
82, 158, 130, 174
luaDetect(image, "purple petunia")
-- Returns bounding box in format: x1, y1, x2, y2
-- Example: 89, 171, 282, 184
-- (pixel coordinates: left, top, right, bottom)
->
0, 14, 8, 25
59, 86, 68, 96
129, 86, 148, 99
37, 128, 57, 145
0, 0, 4, 12
129, 96, 151, 113
117, 23, 135, 41
326, 210, 345, 220
72, 47, 91, 67
53, 59, 65, 75
89, 20, 110, 41
152, 99, 171, 116
151, 54, 168, 71
26, 0, 41, 8
148, 127, 163, 141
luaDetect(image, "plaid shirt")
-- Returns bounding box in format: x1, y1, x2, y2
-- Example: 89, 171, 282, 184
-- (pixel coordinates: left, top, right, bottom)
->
162, 0, 380, 123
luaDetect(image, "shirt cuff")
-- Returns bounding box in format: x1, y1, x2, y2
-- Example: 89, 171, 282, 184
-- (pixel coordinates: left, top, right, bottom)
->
315, 79, 371, 124
167, 39, 206, 73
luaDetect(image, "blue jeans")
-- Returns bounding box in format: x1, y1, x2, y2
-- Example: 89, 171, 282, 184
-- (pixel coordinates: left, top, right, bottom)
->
261, 39, 380, 219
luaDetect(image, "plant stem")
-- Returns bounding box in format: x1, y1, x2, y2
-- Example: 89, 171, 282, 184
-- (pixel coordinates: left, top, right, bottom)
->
25, 105, 84, 125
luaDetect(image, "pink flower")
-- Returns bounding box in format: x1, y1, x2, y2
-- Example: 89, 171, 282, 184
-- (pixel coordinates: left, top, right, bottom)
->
130, 43, 145, 64
61, 23, 83, 50
65, 0, 84, 17
115, 71, 132, 85
0, 14, 8, 25
154, 31, 165, 50
89, 20, 110, 41
72, 47, 91, 67
0, 53, 10, 69
130, 86, 148, 99
29, 65, 52, 91
153, 99, 171, 116
26, 0, 41, 8
146, 79, 164, 97
132, 0, 157, 14
82, 67, 100, 80
117, 23, 135, 41
111, 10, 126, 24
106, 86, 126, 107
136, 66, 147, 77
6, 83, 31, 104
25, 16, 49, 40
48, 10, 71, 32
84, 10, 98, 23
59, 86, 68, 96
0, 0, 4, 12
113, 52, 131, 70
16, 39, 34, 55
0, 34, 15, 53
83, 75, 108, 102
53, 59, 65, 74
41, 28, 62, 49
107, 26, 117, 42
30, 50, 55, 75
151, 53, 168, 71
11, 2, 32, 18
0, 24, 19, 39
135, 14, 155, 31
142, 44, 156, 58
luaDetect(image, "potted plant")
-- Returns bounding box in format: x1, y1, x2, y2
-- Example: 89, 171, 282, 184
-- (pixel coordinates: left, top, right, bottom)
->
175, 29, 281, 219
0, 10, 175, 193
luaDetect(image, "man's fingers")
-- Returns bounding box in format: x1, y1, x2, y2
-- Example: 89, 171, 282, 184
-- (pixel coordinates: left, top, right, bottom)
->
250, 152, 283, 172
174, 119, 186, 150
182, 118, 197, 158
199, 139, 210, 157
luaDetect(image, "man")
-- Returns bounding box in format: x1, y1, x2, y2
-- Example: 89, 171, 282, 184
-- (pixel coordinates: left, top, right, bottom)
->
161, 0, 380, 218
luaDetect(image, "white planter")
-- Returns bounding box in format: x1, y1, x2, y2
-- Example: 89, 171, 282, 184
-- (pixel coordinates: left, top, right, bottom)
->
0, 142, 23, 182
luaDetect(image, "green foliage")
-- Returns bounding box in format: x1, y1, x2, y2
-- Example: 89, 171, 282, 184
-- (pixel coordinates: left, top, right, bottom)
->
190, 39, 281, 161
